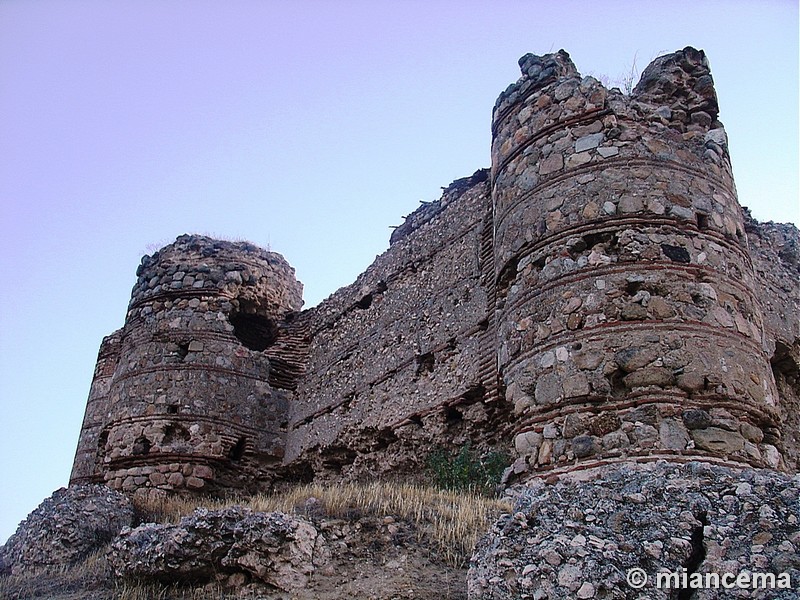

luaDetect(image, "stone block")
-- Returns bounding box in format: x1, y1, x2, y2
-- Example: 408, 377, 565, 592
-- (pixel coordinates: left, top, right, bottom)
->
514, 431, 543, 456
193, 465, 215, 479
535, 373, 563, 405
740, 422, 764, 444
615, 346, 658, 373
682, 409, 712, 430
149, 472, 167, 486
691, 427, 745, 454
623, 367, 673, 388
571, 435, 596, 458
539, 152, 564, 175
659, 419, 689, 450
186, 476, 205, 490
575, 132, 604, 153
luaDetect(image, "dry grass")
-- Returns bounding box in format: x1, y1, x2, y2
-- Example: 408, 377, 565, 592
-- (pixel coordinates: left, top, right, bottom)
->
136, 481, 511, 567
0, 549, 228, 600
112, 581, 228, 600
0, 547, 111, 599
1, 482, 509, 598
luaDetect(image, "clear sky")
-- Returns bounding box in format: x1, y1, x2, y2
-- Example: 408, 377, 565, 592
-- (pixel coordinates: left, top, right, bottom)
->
0, 0, 797, 544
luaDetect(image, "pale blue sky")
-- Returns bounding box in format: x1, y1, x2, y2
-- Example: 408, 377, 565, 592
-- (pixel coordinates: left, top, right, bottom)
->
1, 0, 797, 543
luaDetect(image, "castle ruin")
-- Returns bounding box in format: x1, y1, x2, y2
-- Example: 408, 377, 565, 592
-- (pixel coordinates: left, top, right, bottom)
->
70, 47, 800, 500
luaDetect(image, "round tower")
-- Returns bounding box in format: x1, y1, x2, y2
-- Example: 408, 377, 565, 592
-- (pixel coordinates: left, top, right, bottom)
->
97, 235, 303, 496
492, 48, 784, 475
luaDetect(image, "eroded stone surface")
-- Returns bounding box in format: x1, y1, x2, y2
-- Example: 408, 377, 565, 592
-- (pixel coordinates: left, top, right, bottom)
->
109, 507, 327, 591
0, 485, 133, 576
468, 463, 800, 599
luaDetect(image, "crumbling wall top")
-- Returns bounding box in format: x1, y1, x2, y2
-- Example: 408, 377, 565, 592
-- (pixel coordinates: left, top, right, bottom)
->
130, 234, 303, 317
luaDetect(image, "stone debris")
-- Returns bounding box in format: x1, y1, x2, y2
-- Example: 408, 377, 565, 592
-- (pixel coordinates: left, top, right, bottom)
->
468, 462, 800, 599
0, 485, 134, 576
108, 507, 328, 592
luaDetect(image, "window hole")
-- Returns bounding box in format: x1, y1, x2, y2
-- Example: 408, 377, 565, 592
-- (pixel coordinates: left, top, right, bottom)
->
229, 437, 248, 461
176, 343, 189, 360
356, 294, 373, 309
132, 436, 152, 456
608, 368, 627, 398
696, 213, 709, 230
415, 352, 435, 376
163, 424, 190, 445
229, 312, 278, 351
444, 405, 463, 426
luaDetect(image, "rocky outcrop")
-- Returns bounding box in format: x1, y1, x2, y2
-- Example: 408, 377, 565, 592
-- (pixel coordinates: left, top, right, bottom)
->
0, 485, 134, 576
109, 507, 328, 591
468, 462, 799, 599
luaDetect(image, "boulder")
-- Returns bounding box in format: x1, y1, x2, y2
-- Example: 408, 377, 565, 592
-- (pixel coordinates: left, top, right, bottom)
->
109, 506, 327, 591
0, 484, 134, 575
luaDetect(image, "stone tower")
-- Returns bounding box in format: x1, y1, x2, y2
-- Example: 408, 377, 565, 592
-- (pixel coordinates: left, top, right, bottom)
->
493, 48, 785, 476
70, 235, 303, 497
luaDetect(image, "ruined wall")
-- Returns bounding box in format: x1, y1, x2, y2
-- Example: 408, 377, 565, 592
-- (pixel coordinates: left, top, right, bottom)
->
70, 235, 304, 497
284, 171, 510, 480
745, 213, 800, 471
70, 47, 799, 496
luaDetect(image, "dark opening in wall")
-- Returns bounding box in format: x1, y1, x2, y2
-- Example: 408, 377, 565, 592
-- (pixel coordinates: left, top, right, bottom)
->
444, 405, 463, 426
96, 430, 109, 461
167, 404, 178, 414
163, 424, 190, 445
582, 231, 617, 252
372, 427, 398, 451
416, 352, 435, 376
608, 368, 627, 398
625, 280, 643, 296
496, 257, 520, 298
678, 512, 708, 600
132, 436, 151, 456
661, 244, 691, 263
230, 313, 278, 351
771, 341, 800, 378
462, 385, 486, 404
229, 437, 247, 461
696, 213, 709, 230
321, 445, 357, 470
356, 294, 373, 309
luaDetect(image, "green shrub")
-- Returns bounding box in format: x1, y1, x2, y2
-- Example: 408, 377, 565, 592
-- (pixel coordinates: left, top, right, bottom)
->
426, 443, 509, 495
